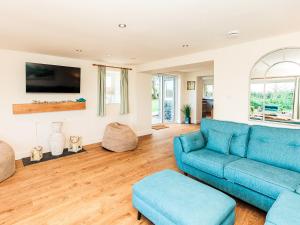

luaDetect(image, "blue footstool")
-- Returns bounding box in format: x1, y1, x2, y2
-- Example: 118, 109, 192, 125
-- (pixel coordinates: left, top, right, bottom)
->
132, 169, 236, 225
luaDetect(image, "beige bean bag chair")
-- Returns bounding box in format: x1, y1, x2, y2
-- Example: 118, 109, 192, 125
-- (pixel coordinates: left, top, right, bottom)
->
102, 123, 138, 152
0, 141, 15, 182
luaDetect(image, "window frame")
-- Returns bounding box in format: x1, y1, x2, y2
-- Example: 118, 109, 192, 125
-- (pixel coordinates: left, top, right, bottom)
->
250, 78, 297, 123
249, 48, 300, 126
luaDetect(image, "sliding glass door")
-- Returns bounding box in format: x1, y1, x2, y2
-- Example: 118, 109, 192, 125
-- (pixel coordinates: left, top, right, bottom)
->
152, 76, 162, 124
163, 76, 176, 122
152, 75, 176, 124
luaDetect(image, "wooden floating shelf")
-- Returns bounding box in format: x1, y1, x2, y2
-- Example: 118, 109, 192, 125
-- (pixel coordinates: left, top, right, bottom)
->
13, 102, 86, 115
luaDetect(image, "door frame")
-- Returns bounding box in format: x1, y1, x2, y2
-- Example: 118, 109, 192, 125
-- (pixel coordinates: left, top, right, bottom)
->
152, 74, 177, 124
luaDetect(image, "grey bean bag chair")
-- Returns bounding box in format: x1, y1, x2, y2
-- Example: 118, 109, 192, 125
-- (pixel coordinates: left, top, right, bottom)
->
102, 123, 138, 152
0, 141, 15, 182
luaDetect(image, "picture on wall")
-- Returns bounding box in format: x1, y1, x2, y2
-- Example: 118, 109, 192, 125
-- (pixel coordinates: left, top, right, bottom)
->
187, 81, 195, 90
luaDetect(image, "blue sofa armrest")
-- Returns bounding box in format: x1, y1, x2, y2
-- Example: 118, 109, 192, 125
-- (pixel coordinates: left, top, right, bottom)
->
265, 191, 300, 225
173, 136, 184, 170
295, 184, 300, 194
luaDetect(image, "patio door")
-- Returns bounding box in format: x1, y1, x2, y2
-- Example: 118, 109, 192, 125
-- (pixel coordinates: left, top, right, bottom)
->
152, 75, 176, 124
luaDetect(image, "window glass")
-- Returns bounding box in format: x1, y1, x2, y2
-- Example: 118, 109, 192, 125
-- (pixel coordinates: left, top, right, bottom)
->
106, 70, 120, 104
250, 82, 264, 121
204, 84, 214, 98
264, 80, 295, 122
249, 48, 300, 125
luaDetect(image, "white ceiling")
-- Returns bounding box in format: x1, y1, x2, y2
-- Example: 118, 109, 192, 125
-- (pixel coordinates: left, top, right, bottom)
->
0, 0, 300, 65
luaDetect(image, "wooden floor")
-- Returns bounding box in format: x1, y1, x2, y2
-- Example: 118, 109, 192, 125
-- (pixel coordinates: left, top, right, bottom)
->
0, 124, 265, 225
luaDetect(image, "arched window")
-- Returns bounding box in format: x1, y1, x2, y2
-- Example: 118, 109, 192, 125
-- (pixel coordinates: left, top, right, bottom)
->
249, 48, 300, 125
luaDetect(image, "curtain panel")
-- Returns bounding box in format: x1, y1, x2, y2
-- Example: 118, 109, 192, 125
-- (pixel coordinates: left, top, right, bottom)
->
98, 66, 106, 116
120, 68, 129, 114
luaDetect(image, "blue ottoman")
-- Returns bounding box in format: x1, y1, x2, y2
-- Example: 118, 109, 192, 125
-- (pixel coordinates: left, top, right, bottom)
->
132, 169, 236, 225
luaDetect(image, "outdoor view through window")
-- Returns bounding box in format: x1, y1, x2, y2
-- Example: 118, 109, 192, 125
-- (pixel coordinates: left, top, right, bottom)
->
249, 48, 300, 125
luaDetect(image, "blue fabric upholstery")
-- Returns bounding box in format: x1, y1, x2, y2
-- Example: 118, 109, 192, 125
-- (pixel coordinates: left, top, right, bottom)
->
180, 130, 205, 153
182, 149, 240, 178
248, 125, 300, 172
174, 118, 300, 217
133, 194, 235, 225
265, 191, 300, 225
206, 129, 233, 154
132, 169, 236, 225
173, 137, 185, 170
224, 158, 300, 199
181, 162, 274, 211
201, 119, 250, 157
133, 195, 176, 225
220, 211, 235, 225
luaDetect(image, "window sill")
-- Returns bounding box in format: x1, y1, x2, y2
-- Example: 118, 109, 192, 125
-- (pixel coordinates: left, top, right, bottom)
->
249, 118, 300, 128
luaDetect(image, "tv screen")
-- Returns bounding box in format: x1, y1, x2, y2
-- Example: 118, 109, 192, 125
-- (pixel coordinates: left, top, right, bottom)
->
26, 62, 81, 93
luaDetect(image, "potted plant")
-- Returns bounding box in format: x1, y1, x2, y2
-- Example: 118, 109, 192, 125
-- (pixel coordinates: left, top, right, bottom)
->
181, 104, 192, 124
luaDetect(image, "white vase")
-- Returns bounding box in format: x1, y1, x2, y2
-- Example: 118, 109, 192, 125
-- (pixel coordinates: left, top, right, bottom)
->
49, 122, 65, 156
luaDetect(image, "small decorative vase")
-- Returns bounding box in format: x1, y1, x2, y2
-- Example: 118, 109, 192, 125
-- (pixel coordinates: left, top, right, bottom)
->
49, 122, 65, 156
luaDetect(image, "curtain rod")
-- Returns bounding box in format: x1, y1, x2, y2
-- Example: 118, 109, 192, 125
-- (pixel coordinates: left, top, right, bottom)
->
92, 64, 132, 71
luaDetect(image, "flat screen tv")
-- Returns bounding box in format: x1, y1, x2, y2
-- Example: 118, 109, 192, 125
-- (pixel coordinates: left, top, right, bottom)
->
26, 62, 81, 93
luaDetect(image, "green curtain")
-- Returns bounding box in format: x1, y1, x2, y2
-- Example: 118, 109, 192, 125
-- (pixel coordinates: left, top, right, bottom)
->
98, 66, 106, 116
120, 68, 129, 114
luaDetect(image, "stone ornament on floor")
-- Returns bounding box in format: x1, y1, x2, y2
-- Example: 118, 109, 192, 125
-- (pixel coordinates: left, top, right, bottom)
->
68, 136, 82, 153
0, 141, 15, 182
102, 122, 138, 152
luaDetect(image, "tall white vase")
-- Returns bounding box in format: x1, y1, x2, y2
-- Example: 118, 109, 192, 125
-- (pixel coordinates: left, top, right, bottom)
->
49, 122, 65, 156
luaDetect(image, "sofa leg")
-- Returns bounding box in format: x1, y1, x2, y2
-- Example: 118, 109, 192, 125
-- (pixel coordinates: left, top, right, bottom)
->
137, 211, 142, 220
184, 172, 188, 176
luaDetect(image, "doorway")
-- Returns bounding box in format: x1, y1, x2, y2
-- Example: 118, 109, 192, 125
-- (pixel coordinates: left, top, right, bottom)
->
152, 75, 177, 124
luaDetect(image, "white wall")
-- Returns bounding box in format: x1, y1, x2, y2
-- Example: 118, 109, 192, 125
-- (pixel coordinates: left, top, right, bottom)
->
0, 49, 152, 159
137, 31, 300, 127
178, 72, 213, 124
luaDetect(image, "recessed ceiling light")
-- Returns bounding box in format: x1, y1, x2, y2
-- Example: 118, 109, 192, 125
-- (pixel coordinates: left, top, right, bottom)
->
182, 44, 190, 48
118, 24, 127, 28
75, 49, 83, 53
228, 30, 240, 37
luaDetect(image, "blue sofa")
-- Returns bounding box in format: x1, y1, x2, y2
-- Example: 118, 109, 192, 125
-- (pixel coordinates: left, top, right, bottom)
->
265, 191, 300, 225
174, 119, 300, 214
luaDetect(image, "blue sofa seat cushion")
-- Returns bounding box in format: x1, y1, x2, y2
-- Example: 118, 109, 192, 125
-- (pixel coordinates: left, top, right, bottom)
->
180, 131, 205, 153
266, 191, 300, 225
224, 158, 300, 199
206, 129, 233, 154
248, 125, 300, 173
201, 119, 250, 157
182, 149, 240, 178
133, 169, 236, 225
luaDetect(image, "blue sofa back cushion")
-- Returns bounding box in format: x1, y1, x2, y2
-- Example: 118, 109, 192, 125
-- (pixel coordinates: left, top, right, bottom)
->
201, 119, 250, 157
180, 131, 205, 153
206, 129, 233, 155
248, 125, 300, 173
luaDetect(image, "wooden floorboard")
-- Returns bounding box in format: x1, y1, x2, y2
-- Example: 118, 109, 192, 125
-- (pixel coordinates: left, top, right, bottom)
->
0, 124, 265, 225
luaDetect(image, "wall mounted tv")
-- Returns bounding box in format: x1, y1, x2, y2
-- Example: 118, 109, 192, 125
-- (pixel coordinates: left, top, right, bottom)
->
26, 62, 81, 93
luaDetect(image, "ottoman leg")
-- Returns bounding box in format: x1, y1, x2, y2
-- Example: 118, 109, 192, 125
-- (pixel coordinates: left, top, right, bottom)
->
137, 211, 142, 220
